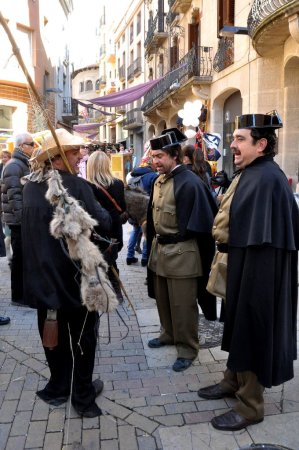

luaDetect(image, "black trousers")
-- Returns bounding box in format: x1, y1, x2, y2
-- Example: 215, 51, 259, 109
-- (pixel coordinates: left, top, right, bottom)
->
0, 218, 5, 257
37, 306, 99, 411
9, 225, 24, 303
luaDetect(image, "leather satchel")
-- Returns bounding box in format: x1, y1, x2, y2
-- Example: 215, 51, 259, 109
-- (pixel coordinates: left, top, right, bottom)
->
206, 251, 228, 300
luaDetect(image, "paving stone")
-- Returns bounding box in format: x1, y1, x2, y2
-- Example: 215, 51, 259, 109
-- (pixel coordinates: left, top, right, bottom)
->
146, 394, 177, 406
100, 415, 118, 440
98, 397, 131, 420
118, 424, 138, 450
47, 408, 66, 432
32, 398, 50, 420
82, 428, 100, 450
0, 423, 10, 448
5, 435, 27, 450
100, 439, 119, 450
25, 420, 47, 448
137, 434, 158, 450
195, 399, 227, 411
17, 391, 36, 411
10, 410, 31, 437
129, 386, 160, 398
0, 399, 18, 422
154, 414, 184, 426
165, 402, 197, 414
117, 397, 147, 409
44, 431, 64, 450
125, 412, 159, 434
159, 423, 245, 450
62, 418, 82, 446
134, 406, 166, 417
184, 410, 214, 424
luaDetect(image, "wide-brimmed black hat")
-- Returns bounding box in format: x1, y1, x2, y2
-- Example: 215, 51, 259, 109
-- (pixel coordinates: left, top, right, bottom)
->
235, 110, 283, 130
150, 128, 187, 151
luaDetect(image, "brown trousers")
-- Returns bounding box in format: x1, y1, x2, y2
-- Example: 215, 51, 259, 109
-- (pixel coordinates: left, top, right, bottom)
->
220, 368, 264, 420
153, 274, 199, 360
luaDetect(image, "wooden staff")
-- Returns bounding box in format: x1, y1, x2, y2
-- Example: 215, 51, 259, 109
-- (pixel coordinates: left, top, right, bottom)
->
0, 12, 73, 173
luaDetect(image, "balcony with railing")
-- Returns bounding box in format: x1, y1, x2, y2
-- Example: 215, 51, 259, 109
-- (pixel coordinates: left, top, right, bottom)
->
99, 76, 107, 87
142, 46, 213, 113
118, 64, 126, 82
107, 82, 116, 94
115, 104, 126, 114
213, 38, 234, 73
166, 10, 179, 26
123, 108, 144, 129
248, 0, 299, 56
145, 13, 168, 56
62, 97, 78, 116
127, 57, 142, 82
170, 0, 192, 14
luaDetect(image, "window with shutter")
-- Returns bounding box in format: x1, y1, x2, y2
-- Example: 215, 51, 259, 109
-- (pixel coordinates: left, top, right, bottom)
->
218, 0, 234, 35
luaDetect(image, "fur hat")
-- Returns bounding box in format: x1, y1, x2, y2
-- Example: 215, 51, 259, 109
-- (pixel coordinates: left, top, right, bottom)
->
32, 129, 85, 163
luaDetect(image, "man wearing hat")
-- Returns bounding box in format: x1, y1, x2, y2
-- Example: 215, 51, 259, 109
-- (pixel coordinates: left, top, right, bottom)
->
1, 132, 35, 306
198, 111, 299, 430
21, 129, 112, 418
147, 128, 218, 372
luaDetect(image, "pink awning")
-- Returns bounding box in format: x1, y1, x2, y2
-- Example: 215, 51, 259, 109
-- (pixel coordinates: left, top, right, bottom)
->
88, 79, 161, 107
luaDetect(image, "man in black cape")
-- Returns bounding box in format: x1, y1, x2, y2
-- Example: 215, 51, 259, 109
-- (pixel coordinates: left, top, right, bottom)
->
146, 128, 218, 372
198, 111, 299, 431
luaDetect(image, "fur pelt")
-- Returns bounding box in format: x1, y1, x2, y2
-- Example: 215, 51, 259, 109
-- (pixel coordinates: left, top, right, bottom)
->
124, 186, 149, 235
46, 170, 118, 313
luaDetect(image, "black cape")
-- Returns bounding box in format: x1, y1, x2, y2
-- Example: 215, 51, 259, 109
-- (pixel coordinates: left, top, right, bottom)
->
222, 156, 299, 387
147, 165, 219, 320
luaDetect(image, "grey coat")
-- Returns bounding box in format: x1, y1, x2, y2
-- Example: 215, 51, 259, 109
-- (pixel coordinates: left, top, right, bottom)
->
1, 149, 30, 225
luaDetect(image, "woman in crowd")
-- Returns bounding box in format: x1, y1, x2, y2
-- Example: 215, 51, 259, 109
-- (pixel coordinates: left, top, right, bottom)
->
87, 150, 126, 302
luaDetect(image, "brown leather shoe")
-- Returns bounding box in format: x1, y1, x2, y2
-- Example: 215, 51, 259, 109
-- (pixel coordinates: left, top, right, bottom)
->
211, 410, 263, 431
198, 383, 235, 400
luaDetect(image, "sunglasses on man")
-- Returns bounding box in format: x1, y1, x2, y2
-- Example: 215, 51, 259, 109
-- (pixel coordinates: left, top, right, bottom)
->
22, 142, 35, 147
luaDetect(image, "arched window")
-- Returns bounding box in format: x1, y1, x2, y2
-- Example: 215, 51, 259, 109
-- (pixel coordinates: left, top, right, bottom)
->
79, 82, 84, 92
85, 80, 93, 91
95, 79, 100, 90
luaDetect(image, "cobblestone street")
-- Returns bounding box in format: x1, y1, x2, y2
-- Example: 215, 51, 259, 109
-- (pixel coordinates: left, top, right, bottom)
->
0, 223, 299, 450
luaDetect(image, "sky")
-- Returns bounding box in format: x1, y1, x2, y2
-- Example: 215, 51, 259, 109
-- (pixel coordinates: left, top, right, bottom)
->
67, 0, 102, 69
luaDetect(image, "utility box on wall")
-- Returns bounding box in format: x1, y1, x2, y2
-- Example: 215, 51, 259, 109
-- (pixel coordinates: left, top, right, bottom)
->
110, 153, 132, 183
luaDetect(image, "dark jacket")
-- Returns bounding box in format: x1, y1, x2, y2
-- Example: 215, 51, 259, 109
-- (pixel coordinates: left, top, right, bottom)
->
130, 167, 158, 195
222, 156, 299, 387
1, 148, 30, 225
88, 178, 126, 252
22, 172, 111, 310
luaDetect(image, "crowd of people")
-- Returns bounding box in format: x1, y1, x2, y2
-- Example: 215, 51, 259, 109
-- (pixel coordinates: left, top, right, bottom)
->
0, 111, 298, 431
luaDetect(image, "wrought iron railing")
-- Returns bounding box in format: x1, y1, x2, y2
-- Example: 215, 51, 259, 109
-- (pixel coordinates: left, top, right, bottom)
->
123, 108, 143, 127
62, 97, 77, 115
145, 12, 167, 48
213, 38, 234, 72
127, 58, 142, 81
118, 64, 126, 81
127, 62, 135, 81
166, 10, 179, 26
248, 0, 292, 36
142, 46, 213, 112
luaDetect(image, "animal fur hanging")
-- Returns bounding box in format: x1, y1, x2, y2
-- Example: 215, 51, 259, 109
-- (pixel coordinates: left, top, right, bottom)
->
45, 169, 118, 313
